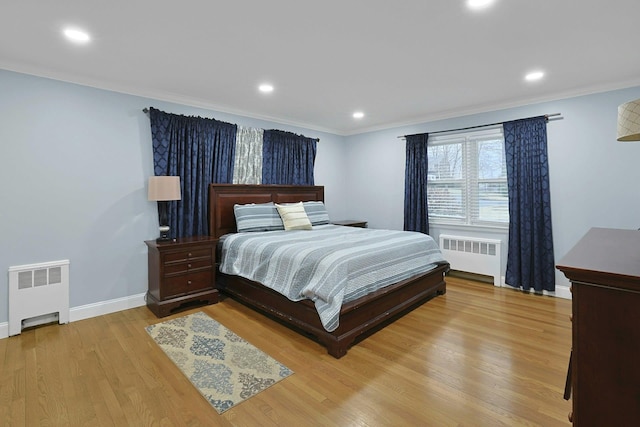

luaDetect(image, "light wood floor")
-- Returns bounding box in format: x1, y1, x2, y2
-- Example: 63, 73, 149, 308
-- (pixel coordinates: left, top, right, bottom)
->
0, 276, 572, 426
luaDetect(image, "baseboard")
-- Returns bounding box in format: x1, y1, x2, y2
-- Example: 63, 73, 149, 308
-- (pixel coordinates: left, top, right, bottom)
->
69, 292, 147, 322
0, 292, 147, 339
502, 283, 572, 300
551, 285, 572, 300
449, 270, 572, 300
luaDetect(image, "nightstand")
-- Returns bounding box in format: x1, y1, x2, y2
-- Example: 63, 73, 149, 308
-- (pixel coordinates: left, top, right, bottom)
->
331, 220, 368, 228
145, 236, 219, 317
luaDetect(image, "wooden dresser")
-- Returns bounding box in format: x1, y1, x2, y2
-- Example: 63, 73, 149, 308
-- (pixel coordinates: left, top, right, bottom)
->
145, 236, 219, 317
556, 227, 640, 426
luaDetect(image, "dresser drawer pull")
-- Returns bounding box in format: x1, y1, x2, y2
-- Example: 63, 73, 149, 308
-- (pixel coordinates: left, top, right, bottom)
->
188, 252, 192, 257
188, 264, 192, 268
187, 280, 192, 285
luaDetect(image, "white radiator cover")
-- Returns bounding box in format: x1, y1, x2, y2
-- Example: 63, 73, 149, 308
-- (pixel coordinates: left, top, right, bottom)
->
8, 260, 70, 335
439, 235, 502, 286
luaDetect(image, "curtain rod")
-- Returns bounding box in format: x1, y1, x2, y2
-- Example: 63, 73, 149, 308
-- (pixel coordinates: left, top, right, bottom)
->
142, 108, 320, 142
397, 113, 562, 139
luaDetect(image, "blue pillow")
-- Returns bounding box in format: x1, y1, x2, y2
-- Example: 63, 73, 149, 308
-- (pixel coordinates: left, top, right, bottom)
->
303, 201, 330, 225
234, 202, 284, 232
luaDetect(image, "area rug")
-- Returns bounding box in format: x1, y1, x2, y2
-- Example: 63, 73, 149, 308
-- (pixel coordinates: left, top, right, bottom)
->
145, 311, 293, 414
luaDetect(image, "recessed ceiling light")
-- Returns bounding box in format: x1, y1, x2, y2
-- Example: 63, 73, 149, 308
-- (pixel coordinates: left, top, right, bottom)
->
353, 111, 365, 119
258, 83, 274, 93
467, 0, 495, 10
525, 71, 545, 82
63, 28, 91, 43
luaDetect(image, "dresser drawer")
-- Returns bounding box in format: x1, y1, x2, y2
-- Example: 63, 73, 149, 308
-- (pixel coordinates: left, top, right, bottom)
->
163, 258, 213, 276
162, 270, 213, 299
163, 247, 212, 264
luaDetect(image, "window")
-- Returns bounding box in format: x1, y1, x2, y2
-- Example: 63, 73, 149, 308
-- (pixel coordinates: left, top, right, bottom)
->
427, 126, 508, 226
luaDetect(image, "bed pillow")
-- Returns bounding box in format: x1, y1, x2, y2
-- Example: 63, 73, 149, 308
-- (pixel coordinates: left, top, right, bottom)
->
276, 202, 313, 230
303, 201, 330, 225
233, 202, 284, 232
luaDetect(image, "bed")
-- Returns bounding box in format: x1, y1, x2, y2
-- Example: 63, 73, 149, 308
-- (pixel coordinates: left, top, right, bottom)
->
209, 184, 449, 358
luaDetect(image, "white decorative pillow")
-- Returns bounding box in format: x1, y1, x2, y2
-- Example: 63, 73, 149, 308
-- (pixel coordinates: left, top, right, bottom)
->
276, 202, 313, 230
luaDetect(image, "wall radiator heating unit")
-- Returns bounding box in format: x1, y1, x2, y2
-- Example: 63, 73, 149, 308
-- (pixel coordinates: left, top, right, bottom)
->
439, 235, 502, 286
8, 260, 70, 336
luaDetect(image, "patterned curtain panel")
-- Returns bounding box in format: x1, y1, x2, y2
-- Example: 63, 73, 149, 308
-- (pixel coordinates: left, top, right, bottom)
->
403, 133, 430, 234
233, 126, 263, 184
149, 108, 237, 238
503, 116, 555, 292
262, 130, 317, 185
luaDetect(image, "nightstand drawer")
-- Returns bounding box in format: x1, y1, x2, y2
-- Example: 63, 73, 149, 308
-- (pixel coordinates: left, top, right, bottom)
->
163, 258, 212, 276
163, 270, 213, 299
163, 247, 212, 263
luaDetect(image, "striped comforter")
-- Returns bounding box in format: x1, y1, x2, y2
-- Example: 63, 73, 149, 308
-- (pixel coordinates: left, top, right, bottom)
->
219, 224, 446, 332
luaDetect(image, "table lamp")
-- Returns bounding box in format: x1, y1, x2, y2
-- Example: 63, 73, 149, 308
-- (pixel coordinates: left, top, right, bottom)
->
148, 176, 181, 241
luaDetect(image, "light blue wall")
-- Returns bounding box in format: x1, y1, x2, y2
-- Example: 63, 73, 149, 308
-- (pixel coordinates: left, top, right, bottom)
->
3, 67, 640, 324
0, 69, 347, 324
344, 86, 640, 291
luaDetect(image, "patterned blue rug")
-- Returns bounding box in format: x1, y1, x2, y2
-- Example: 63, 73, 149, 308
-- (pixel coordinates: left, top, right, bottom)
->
146, 311, 293, 414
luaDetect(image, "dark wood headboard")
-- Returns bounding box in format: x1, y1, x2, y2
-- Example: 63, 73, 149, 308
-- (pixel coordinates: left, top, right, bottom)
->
208, 184, 325, 238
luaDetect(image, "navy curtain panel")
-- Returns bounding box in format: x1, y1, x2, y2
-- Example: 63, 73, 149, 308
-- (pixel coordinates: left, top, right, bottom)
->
503, 116, 555, 292
404, 133, 430, 234
262, 130, 317, 185
149, 108, 237, 238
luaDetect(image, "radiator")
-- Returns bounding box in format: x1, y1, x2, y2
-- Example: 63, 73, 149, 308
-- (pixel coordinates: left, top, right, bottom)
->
439, 235, 502, 286
8, 260, 70, 336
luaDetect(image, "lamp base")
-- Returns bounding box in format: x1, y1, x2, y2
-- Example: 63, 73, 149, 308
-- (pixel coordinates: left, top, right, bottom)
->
156, 225, 170, 242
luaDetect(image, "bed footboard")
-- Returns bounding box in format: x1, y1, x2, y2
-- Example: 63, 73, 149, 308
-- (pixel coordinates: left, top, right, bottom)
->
217, 262, 448, 358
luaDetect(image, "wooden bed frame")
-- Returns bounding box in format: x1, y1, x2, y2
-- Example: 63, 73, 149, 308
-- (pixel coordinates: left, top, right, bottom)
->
209, 184, 449, 358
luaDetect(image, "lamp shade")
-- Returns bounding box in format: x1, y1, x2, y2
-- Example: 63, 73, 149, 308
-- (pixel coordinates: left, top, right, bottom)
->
617, 99, 640, 142
148, 176, 181, 201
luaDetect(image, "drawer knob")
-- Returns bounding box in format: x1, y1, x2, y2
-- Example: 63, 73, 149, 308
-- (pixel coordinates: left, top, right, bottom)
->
188, 252, 192, 257
187, 280, 192, 285
188, 264, 192, 268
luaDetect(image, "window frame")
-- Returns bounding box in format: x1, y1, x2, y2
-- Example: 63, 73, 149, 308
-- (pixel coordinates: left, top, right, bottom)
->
427, 126, 509, 229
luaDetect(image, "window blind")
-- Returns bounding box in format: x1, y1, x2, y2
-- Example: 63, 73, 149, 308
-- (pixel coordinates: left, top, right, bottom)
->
427, 126, 508, 226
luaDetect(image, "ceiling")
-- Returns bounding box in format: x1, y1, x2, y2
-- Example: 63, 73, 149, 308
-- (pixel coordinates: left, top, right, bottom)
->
2, 1, 640, 135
